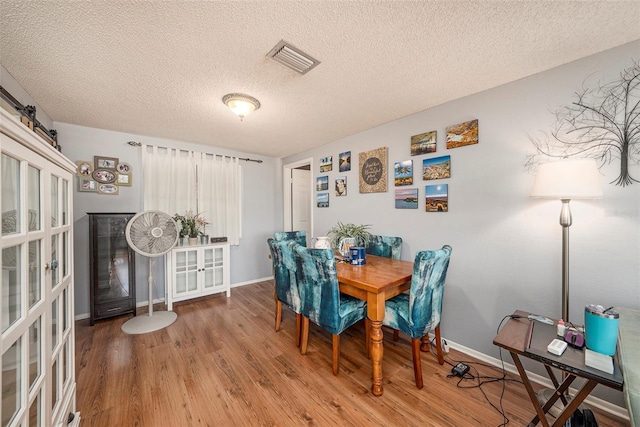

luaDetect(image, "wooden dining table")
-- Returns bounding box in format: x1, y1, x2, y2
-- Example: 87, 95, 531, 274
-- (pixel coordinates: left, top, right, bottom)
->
336, 254, 414, 396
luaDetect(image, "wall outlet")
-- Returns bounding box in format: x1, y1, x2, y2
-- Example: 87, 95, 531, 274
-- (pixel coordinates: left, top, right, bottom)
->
442, 338, 450, 354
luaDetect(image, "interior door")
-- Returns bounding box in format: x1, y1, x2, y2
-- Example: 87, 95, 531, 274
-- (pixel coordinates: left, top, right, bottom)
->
291, 168, 311, 238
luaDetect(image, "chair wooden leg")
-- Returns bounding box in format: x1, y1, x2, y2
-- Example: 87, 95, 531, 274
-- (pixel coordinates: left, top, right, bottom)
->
434, 325, 444, 365
365, 319, 371, 358
332, 334, 340, 375
300, 316, 310, 355
275, 298, 282, 332
295, 313, 302, 347
411, 338, 424, 389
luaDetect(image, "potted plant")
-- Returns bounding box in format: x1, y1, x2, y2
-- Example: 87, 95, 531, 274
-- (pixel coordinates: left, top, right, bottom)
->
327, 222, 372, 256
173, 211, 208, 245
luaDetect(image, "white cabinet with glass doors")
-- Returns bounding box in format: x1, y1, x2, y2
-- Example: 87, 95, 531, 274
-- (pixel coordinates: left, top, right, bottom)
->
1, 108, 79, 426
165, 243, 230, 310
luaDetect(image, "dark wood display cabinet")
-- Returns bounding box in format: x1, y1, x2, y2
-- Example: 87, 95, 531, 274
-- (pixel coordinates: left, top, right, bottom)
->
89, 213, 137, 325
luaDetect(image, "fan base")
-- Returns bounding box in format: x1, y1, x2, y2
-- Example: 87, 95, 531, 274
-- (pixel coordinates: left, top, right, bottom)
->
121, 311, 177, 334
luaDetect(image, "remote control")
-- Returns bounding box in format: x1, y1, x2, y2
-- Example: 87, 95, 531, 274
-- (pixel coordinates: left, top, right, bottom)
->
527, 314, 554, 325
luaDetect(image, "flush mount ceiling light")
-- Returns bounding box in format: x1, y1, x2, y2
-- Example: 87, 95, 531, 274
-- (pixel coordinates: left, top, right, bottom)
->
222, 93, 261, 121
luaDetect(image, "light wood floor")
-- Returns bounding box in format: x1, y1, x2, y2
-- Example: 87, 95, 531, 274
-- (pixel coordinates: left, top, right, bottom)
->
75, 280, 629, 426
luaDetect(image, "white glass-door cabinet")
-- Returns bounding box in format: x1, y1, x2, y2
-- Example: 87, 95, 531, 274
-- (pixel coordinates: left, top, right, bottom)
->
165, 243, 230, 310
1, 108, 79, 426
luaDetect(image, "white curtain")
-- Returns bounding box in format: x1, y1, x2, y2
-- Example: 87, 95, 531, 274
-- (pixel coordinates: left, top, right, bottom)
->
142, 145, 243, 245
142, 145, 197, 215
198, 155, 242, 245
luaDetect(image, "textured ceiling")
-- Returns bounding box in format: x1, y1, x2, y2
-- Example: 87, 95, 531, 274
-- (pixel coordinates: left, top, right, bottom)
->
1, 1, 639, 158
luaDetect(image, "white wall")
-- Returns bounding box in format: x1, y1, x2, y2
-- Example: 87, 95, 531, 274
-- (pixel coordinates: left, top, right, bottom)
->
56, 123, 279, 318
283, 41, 640, 406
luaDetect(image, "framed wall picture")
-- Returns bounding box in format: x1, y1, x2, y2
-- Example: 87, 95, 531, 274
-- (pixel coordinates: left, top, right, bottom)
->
446, 119, 478, 149
411, 130, 437, 155
78, 178, 97, 192
117, 173, 132, 187
76, 160, 93, 177
316, 176, 329, 191
317, 193, 329, 208
339, 151, 351, 172
320, 156, 333, 173
98, 183, 119, 195
335, 176, 347, 196
116, 162, 132, 174
394, 160, 413, 186
425, 184, 448, 212
422, 155, 451, 180
395, 188, 418, 209
94, 156, 118, 170
92, 169, 117, 184
359, 147, 388, 193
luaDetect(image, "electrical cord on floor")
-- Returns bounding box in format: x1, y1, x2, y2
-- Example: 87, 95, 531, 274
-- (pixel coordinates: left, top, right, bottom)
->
433, 315, 525, 427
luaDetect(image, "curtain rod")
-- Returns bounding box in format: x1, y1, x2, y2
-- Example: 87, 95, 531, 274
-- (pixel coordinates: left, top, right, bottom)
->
127, 141, 263, 163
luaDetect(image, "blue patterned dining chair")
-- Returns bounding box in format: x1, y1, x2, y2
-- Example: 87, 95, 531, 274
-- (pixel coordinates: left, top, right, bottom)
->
366, 235, 403, 260
267, 238, 303, 346
292, 244, 368, 375
274, 230, 307, 247
366, 235, 404, 343
382, 245, 452, 389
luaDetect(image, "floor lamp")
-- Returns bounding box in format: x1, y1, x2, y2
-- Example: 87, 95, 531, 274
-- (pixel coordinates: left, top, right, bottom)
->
530, 158, 603, 417
531, 158, 603, 323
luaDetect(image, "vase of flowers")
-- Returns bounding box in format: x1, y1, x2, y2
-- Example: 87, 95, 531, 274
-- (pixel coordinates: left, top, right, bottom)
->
173, 211, 208, 245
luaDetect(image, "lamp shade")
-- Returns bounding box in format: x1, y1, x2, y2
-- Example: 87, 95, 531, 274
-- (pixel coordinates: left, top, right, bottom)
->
531, 158, 603, 199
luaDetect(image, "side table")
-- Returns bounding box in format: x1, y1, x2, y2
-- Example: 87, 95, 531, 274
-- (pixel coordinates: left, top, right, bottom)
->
493, 310, 623, 427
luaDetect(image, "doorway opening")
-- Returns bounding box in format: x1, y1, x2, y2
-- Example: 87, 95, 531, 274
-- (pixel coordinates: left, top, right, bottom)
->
283, 158, 313, 241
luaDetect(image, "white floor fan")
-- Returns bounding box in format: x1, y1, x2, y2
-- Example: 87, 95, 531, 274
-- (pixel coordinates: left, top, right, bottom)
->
121, 210, 179, 334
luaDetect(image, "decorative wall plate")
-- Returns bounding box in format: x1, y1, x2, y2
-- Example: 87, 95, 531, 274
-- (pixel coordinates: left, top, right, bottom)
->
92, 168, 116, 184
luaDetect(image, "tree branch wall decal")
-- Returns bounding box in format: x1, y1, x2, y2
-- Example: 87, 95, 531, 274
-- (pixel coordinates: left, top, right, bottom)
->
527, 60, 640, 187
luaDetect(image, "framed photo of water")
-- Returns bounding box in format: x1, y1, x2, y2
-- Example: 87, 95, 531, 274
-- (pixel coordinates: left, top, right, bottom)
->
316, 176, 329, 191
395, 188, 418, 209
317, 193, 329, 208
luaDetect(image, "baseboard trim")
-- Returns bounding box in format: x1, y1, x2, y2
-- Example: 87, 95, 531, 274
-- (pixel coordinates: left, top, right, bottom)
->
443, 337, 630, 421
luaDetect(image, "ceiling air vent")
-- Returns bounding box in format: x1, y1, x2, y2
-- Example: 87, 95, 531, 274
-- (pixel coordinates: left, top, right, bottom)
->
266, 40, 320, 75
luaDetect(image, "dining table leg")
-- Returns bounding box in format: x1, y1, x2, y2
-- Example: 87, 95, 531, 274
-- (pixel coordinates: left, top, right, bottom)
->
368, 292, 387, 396
370, 319, 384, 396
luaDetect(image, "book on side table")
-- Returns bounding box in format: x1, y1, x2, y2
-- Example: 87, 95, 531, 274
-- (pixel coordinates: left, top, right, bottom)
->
584, 349, 614, 374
